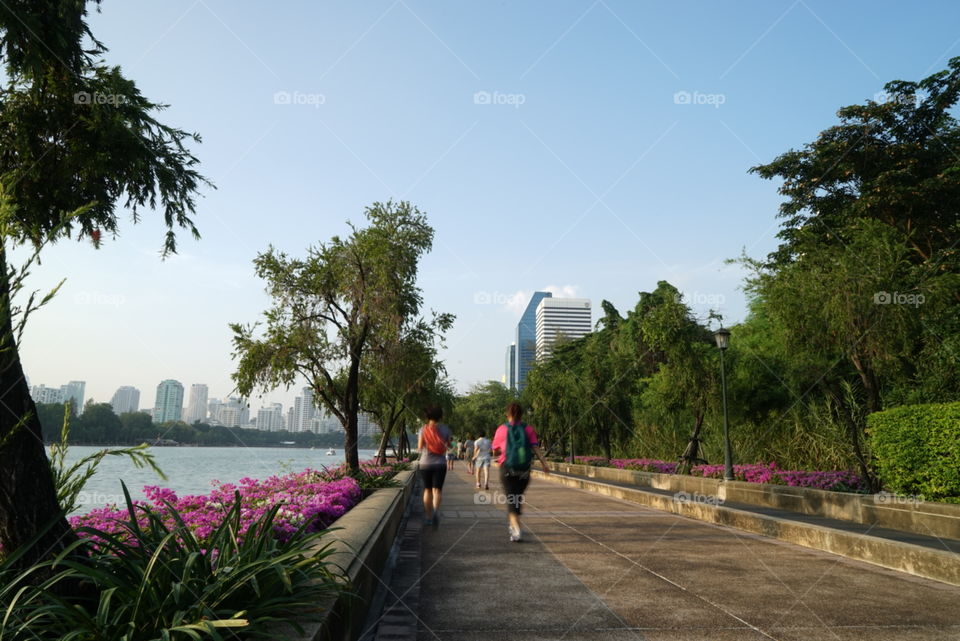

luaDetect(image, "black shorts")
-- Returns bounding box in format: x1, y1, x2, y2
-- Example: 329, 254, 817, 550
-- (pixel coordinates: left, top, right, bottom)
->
420, 465, 447, 490
499, 466, 531, 515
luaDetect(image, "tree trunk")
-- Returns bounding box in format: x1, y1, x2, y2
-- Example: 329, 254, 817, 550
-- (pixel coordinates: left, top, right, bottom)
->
827, 382, 878, 492
850, 353, 882, 415
375, 423, 391, 465
0, 245, 80, 570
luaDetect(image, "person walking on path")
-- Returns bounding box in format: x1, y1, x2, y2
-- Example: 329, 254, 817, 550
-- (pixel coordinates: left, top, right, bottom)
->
492, 402, 550, 542
472, 432, 492, 489
446, 436, 458, 470
417, 406, 452, 526
464, 435, 476, 475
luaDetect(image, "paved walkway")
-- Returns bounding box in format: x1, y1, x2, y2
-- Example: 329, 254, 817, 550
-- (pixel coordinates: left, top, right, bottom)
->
374, 466, 960, 640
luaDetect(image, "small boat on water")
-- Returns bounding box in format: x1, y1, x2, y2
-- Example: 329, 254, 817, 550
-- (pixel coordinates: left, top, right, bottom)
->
325, 448, 336, 455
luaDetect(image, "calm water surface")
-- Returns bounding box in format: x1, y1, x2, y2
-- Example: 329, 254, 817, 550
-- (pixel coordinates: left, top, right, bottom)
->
65, 446, 378, 515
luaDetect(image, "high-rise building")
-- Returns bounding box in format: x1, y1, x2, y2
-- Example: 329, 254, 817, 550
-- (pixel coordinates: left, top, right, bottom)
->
515, 291, 552, 391
153, 379, 184, 424
60, 380, 86, 415
256, 403, 285, 432
183, 384, 209, 424
286, 406, 295, 432
357, 412, 379, 438
218, 397, 249, 428
292, 387, 316, 432
110, 386, 141, 414
30, 384, 63, 405
505, 343, 517, 390
207, 398, 223, 424
535, 297, 592, 361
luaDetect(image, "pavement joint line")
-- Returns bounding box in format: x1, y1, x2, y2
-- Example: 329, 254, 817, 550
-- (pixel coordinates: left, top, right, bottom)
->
726, 526, 845, 640
527, 506, 780, 640
526, 524, 652, 641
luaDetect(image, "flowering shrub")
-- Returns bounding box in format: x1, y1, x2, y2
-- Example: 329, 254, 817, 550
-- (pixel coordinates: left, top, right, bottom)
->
569, 456, 678, 474
690, 462, 867, 492
566, 457, 866, 492
70, 469, 363, 548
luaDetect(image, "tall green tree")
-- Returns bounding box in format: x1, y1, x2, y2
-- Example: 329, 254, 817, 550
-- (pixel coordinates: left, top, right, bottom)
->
231, 201, 438, 472
631, 282, 721, 469
0, 0, 208, 568
752, 57, 960, 273
450, 381, 517, 441
362, 315, 454, 462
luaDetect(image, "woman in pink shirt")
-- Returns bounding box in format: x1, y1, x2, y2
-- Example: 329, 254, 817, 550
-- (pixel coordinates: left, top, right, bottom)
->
492, 402, 550, 542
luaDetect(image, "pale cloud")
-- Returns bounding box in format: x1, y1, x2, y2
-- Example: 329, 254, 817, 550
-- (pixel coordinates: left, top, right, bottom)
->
543, 284, 581, 298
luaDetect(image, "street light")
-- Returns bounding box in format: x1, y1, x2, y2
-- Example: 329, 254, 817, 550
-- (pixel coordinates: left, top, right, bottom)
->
713, 327, 734, 481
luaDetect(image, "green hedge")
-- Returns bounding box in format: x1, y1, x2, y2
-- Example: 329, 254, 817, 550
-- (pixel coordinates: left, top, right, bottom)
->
867, 402, 960, 499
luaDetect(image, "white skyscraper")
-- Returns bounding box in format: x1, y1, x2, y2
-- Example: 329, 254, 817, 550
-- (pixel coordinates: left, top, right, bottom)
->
60, 380, 86, 414
153, 379, 184, 424
535, 297, 592, 361
218, 397, 249, 428
110, 386, 141, 414
256, 403, 285, 432
184, 384, 209, 424
292, 387, 316, 433
357, 412, 379, 438
207, 398, 223, 424
30, 384, 63, 405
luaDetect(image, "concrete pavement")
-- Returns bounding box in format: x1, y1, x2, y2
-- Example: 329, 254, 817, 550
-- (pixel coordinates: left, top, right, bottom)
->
372, 465, 960, 640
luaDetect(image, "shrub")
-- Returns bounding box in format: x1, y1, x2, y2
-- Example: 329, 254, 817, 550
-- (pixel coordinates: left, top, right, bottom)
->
1, 485, 346, 640
867, 401, 960, 499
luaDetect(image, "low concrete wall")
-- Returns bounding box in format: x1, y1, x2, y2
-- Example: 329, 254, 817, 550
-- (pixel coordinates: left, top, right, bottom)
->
289, 470, 416, 641
536, 468, 960, 586
551, 462, 960, 540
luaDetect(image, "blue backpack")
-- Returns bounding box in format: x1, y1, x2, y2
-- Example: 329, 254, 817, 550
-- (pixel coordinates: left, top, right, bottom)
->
504, 422, 532, 471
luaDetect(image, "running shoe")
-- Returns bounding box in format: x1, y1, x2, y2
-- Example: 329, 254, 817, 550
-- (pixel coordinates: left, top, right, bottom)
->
509, 525, 521, 542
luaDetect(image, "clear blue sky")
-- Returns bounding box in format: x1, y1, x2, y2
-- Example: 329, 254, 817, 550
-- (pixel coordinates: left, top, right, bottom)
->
18, 0, 960, 412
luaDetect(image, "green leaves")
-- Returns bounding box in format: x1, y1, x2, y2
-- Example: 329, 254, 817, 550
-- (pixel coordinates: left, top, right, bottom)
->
0, 484, 345, 640
232, 200, 448, 471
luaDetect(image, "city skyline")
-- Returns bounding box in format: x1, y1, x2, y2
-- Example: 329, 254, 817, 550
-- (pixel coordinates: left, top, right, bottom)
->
16, 1, 960, 414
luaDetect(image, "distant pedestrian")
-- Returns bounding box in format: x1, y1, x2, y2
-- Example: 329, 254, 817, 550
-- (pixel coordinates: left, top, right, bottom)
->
464, 435, 475, 474
472, 432, 492, 490
418, 406, 452, 526
447, 436, 458, 470
492, 402, 550, 542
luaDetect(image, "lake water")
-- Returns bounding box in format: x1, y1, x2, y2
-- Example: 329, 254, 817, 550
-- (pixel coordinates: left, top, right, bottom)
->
64, 446, 380, 515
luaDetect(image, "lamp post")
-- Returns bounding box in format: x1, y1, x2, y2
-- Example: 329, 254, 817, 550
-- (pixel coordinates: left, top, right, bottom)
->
713, 327, 733, 481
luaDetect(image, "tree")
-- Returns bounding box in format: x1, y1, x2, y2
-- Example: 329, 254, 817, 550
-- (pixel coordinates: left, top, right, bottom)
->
361, 316, 453, 463
0, 1, 208, 568
451, 381, 517, 441
77, 403, 122, 444
632, 282, 721, 470
752, 57, 960, 273
231, 201, 439, 473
